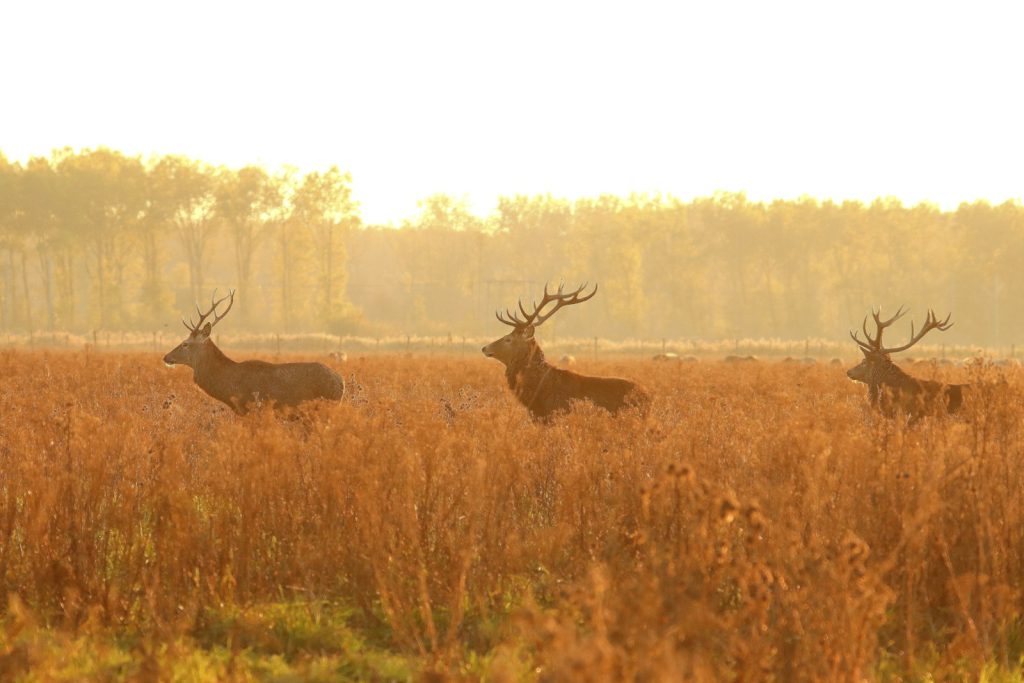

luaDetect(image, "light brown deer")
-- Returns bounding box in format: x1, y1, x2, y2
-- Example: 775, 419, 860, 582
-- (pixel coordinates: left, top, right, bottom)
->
482, 283, 650, 421
164, 290, 344, 414
848, 306, 966, 420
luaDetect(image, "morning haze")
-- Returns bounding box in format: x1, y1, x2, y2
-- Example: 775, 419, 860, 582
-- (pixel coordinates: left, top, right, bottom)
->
0, 147, 1021, 350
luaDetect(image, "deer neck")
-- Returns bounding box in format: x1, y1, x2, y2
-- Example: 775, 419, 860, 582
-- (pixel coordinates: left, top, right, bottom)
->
505, 342, 549, 390
192, 341, 236, 392
873, 361, 918, 394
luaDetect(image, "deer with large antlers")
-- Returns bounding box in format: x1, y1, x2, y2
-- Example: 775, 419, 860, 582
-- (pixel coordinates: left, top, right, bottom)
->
482, 283, 650, 421
164, 290, 344, 414
848, 306, 967, 420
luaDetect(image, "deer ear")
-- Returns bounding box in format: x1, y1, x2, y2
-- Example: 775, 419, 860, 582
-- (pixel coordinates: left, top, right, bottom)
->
860, 347, 870, 358
200, 322, 213, 338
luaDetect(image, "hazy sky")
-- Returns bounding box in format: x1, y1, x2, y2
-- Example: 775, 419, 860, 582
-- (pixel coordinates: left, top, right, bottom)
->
2, 1, 1021, 224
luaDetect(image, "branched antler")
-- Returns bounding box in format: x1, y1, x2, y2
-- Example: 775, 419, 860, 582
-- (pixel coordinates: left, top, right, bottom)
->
496, 282, 597, 329
850, 306, 952, 355
183, 289, 236, 335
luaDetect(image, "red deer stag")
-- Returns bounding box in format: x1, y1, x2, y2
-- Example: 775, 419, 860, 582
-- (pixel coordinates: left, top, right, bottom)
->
482, 283, 650, 421
848, 306, 967, 420
164, 290, 344, 414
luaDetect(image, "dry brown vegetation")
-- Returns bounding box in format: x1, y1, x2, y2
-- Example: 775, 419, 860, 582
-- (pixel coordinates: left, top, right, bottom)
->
2, 350, 1024, 680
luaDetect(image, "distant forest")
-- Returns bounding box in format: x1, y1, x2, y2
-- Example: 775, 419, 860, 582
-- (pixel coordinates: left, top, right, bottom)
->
1, 148, 1022, 348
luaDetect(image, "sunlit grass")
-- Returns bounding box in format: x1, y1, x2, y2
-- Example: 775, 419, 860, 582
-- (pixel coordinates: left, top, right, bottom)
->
2, 350, 1024, 679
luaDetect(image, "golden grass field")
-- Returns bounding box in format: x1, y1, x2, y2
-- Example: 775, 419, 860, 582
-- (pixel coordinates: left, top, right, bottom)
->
2, 349, 1024, 681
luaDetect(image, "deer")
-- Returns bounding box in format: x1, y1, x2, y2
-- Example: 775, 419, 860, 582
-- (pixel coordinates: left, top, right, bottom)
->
848, 306, 967, 421
481, 282, 650, 421
163, 290, 344, 414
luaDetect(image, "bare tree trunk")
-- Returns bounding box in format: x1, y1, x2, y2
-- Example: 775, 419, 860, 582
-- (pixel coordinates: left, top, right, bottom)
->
6, 250, 16, 328
94, 241, 107, 328
37, 248, 55, 330
57, 248, 75, 328
232, 223, 255, 323
177, 220, 205, 306
0, 248, 9, 330
20, 250, 33, 331
280, 222, 290, 327
324, 226, 334, 319
761, 266, 780, 335
190, 253, 202, 308
142, 229, 161, 321
186, 225, 203, 305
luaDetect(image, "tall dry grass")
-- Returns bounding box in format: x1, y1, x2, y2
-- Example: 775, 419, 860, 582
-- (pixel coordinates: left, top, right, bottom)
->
1, 349, 1024, 679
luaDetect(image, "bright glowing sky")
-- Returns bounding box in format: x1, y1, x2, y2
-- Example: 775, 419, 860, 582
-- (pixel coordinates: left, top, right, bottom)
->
2, 1, 1022, 224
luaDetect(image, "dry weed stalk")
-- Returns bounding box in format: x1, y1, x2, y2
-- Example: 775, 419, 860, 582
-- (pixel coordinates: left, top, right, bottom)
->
1, 351, 1023, 678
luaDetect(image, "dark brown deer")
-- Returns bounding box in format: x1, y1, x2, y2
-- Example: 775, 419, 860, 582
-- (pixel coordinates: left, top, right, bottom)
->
848, 306, 967, 420
164, 290, 344, 414
482, 283, 650, 421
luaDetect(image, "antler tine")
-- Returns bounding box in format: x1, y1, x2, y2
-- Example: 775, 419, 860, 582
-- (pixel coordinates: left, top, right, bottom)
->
861, 305, 907, 349
494, 282, 599, 330
931, 309, 954, 331
861, 315, 876, 347
185, 288, 236, 335
184, 303, 210, 336
851, 305, 908, 352
880, 308, 954, 355
871, 305, 907, 329
496, 306, 527, 327
531, 281, 598, 327
849, 328, 874, 352
210, 289, 235, 329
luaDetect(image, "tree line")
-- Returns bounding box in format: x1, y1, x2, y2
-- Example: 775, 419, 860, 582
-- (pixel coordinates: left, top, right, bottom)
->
2, 148, 1022, 348
0, 148, 359, 335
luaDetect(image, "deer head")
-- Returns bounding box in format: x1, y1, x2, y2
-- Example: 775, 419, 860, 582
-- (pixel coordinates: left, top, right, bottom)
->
164, 289, 235, 367
482, 282, 597, 366
847, 306, 953, 383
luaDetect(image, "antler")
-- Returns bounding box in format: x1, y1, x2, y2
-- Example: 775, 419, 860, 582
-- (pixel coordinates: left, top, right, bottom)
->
183, 289, 236, 335
849, 305, 906, 352
880, 309, 953, 354
495, 282, 598, 329
849, 306, 953, 354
